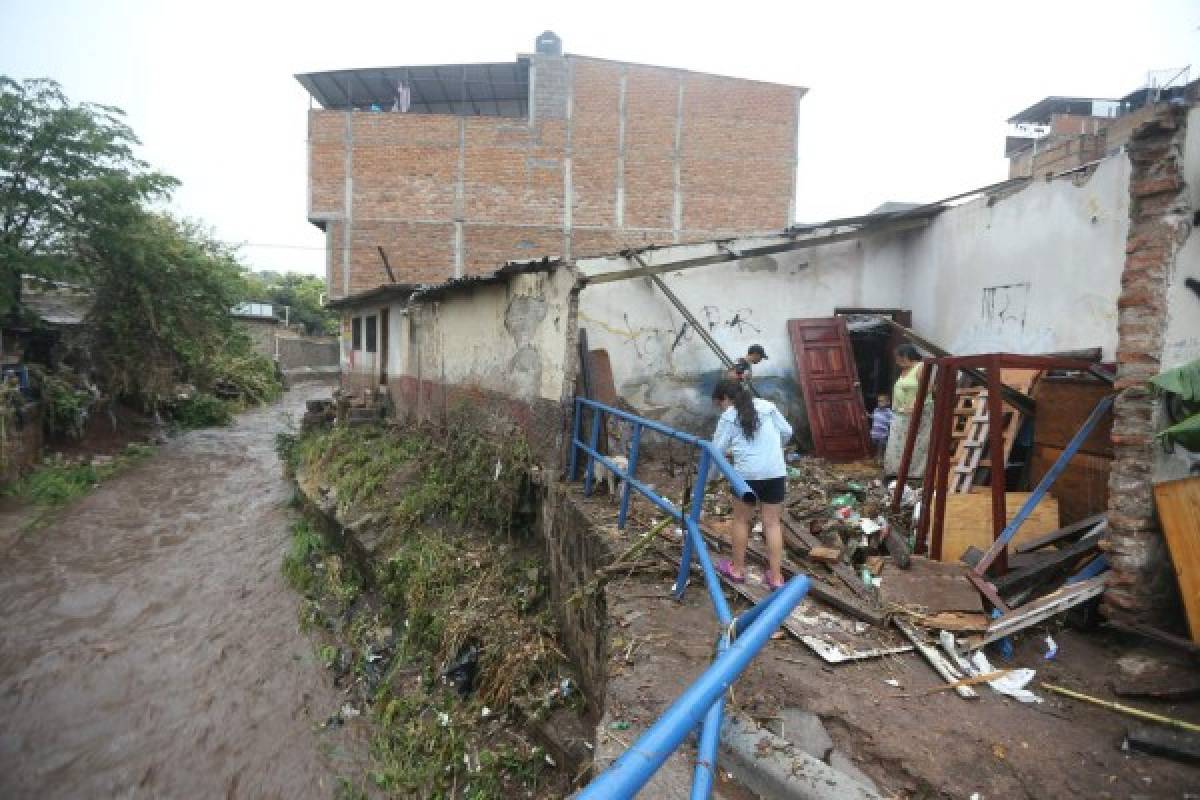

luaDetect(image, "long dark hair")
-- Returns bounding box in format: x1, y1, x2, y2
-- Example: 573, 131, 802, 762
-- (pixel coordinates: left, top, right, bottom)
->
895, 343, 922, 362
713, 379, 759, 439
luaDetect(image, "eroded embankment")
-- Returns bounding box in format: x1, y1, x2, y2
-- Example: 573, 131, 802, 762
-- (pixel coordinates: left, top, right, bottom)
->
281, 414, 598, 798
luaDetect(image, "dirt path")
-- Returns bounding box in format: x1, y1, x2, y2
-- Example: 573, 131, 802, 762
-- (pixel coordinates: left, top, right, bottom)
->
0, 386, 367, 799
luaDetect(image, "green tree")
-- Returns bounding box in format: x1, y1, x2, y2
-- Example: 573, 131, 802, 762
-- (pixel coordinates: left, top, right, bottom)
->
243, 270, 337, 335
87, 211, 277, 407
0, 76, 177, 314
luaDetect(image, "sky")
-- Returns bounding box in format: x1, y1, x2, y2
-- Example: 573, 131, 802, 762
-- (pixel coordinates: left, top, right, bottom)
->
1, 0, 1197, 276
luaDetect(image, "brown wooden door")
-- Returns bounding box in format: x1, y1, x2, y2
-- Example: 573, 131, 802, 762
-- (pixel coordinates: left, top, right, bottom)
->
788, 317, 871, 461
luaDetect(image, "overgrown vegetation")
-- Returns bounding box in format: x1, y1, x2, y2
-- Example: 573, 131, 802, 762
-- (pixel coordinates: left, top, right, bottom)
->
1, 76, 281, 434
8, 442, 154, 507
283, 414, 575, 798
243, 270, 338, 336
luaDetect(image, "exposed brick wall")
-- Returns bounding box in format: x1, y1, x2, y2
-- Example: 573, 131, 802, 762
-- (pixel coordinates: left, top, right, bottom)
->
308, 54, 801, 297
1102, 105, 1192, 625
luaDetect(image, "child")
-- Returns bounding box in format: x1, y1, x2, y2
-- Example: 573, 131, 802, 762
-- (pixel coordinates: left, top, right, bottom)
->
870, 394, 894, 462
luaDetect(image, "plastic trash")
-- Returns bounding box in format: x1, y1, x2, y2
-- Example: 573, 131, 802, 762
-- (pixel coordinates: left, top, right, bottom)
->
970, 651, 1042, 704
888, 480, 918, 507
609, 720, 631, 731
989, 609, 1014, 661
787, 466, 802, 479
442, 642, 479, 696
859, 518, 882, 535
1043, 635, 1058, 660
831, 493, 857, 508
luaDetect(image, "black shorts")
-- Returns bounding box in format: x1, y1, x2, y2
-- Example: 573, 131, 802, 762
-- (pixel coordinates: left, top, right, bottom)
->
745, 477, 787, 505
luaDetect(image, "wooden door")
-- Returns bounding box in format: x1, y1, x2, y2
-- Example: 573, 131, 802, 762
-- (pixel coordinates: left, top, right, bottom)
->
378, 309, 389, 385
788, 317, 871, 461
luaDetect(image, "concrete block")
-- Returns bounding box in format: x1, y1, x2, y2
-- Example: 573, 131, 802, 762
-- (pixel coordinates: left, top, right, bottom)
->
777, 708, 833, 761
720, 716, 880, 800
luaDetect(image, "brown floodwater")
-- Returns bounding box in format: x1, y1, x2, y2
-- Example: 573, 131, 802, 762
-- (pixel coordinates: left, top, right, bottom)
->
0, 386, 368, 799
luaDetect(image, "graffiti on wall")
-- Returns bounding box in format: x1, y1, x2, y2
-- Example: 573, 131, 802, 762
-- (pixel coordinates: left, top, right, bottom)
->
981, 282, 1030, 335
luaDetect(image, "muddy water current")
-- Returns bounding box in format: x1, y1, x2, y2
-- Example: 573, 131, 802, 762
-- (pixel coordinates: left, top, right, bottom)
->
0, 387, 367, 799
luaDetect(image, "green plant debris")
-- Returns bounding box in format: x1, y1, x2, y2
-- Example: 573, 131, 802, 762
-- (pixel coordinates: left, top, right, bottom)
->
282, 412, 577, 798
8, 442, 156, 507
172, 391, 234, 429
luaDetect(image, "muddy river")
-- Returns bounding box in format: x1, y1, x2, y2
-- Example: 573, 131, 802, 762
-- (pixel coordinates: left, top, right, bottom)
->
0, 386, 367, 799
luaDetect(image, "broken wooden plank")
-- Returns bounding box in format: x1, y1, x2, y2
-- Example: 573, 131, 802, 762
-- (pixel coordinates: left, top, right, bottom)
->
808, 546, 843, 564
1153, 476, 1200, 643
1013, 512, 1107, 554
939, 491, 1060, 563
965, 576, 1108, 649
1124, 726, 1200, 764
1104, 619, 1200, 658
797, 634, 914, 664
780, 513, 877, 605
893, 617, 978, 699
992, 528, 1104, 596
1113, 682, 1200, 703
879, 556, 983, 614
896, 610, 990, 633
701, 522, 887, 626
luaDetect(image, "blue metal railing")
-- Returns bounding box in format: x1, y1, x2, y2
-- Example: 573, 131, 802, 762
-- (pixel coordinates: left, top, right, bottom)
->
569, 397, 811, 799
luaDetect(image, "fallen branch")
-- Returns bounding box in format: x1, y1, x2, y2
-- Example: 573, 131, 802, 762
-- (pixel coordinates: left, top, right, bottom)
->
894, 669, 1012, 698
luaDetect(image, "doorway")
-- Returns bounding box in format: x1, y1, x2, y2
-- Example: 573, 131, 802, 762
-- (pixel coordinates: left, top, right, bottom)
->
834, 308, 911, 413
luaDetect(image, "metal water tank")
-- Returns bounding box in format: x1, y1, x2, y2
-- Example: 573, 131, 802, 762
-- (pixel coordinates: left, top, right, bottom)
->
535, 31, 562, 56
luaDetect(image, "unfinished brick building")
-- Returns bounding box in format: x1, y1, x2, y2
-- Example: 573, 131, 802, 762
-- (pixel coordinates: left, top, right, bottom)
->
298, 33, 804, 298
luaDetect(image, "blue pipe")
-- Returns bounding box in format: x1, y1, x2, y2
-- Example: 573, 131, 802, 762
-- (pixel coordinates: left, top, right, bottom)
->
617, 423, 642, 530
981, 394, 1116, 564
692, 664, 727, 799
578, 575, 811, 799
574, 398, 756, 503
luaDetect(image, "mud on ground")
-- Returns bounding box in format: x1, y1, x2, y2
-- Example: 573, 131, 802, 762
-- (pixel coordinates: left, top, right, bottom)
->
574, 472, 1200, 799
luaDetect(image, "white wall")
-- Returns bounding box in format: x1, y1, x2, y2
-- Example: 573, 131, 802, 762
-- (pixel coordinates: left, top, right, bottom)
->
577, 155, 1135, 436
404, 268, 579, 404
577, 232, 909, 433
903, 157, 1130, 358
1155, 105, 1200, 482
1162, 105, 1200, 371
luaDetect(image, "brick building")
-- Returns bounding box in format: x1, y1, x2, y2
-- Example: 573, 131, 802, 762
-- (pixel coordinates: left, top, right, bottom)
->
298, 33, 805, 298
1005, 69, 1193, 179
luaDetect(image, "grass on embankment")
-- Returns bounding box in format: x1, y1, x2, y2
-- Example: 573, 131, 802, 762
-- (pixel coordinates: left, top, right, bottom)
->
7, 443, 157, 507
280, 415, 578, 799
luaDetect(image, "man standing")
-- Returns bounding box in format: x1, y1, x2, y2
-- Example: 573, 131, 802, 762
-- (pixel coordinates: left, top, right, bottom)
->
730, 344, 768, 383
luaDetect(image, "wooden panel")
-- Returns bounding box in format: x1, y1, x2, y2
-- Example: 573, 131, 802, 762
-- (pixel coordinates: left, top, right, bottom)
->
938, 492, 1060, 563
587, 349, 618, 407
1032, 377, 1114, 457
787, 317, 870, 461
1031, 444, 1111, 526
1154, 477, 1200, 642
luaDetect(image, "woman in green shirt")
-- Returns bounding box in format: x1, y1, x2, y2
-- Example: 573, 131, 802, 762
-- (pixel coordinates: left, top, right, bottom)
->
884, 344, 932, 477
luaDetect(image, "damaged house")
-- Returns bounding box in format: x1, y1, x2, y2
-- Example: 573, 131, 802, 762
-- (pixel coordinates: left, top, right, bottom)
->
303, 41, 1200, 789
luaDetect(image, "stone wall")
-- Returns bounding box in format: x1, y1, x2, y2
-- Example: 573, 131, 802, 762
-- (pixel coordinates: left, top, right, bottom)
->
1103, 104, 1195, 625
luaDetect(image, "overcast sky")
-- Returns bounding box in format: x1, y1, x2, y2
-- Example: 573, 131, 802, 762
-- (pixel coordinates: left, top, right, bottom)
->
2, 0, 1197, 276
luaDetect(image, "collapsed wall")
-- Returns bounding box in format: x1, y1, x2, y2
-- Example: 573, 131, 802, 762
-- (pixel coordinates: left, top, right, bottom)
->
1104, 102, 1199, 624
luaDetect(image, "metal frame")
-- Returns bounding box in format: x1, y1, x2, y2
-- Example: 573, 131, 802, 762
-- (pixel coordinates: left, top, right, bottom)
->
569, 397, 811, 799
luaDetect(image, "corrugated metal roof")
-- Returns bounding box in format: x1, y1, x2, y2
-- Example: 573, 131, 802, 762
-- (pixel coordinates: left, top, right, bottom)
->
295, 61, 530, 117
